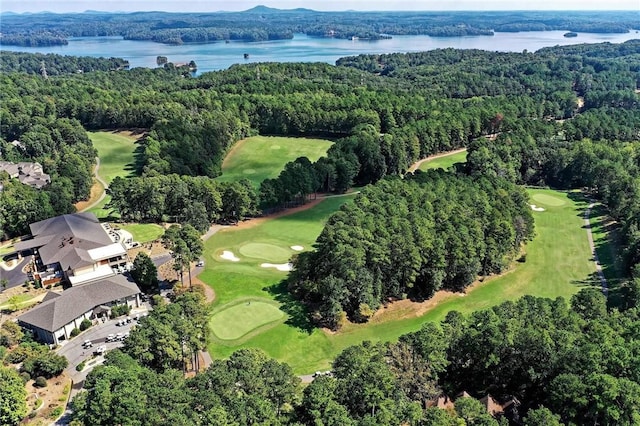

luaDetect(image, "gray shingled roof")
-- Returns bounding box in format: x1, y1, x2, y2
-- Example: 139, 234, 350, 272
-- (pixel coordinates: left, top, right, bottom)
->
18, 274, 140, 332
14, 213, 114, 270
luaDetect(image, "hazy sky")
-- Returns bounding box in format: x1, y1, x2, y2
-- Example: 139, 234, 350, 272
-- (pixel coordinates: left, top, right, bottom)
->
2, 0, 638, 13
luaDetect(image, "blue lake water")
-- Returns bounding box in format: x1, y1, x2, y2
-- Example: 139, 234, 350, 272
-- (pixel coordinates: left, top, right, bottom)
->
2, 31, 639, 74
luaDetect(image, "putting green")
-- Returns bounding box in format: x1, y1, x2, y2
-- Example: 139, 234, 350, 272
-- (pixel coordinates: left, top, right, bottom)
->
239, 243, 292, 262
210, 301, 285, 340
531, 193, 566, 207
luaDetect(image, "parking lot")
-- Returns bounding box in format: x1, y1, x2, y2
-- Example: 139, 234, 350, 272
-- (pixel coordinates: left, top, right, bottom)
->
56, 307, 150, 381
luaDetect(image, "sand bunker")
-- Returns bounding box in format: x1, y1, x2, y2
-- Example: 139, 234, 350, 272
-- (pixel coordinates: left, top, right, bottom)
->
261, 263, 293, 272
220, 250, 240, 262
290, 245, 304, 251
530, 204, 546, 212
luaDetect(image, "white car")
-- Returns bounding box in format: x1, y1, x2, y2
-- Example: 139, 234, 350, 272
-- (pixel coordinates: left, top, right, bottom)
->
94, 345, 106, 355
106, 333, 116, 342
82, 340, 93, 349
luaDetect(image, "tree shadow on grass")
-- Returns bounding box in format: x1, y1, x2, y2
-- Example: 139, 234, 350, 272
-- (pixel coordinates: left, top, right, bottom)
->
571, 271, 604, 290
264, 280, 315, 335
129, 142, 146, 177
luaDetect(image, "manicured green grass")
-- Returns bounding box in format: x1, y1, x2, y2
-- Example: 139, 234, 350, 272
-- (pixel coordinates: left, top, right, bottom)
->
210, 299, 285, 340
88, 131, 139, 183
87, 131, 140, 219
418, 150, 467, 171
203, 188, 596, 374
217, 136, 333, 187
121, 223, 165, 243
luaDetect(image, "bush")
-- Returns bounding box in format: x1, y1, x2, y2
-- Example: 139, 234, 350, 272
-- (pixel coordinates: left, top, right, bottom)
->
20, 371, 31, 383
110, 304, 131, 318
76, 361, 86, 372
70, 328, 81, 338
35, 376, 47, 387
79, 318, 92, 331
50, 406, 64, 419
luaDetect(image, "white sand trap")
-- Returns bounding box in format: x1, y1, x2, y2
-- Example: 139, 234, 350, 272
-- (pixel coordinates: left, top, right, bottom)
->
261, 262, 293, 272
290, 245, 304, 251
530, 204, 546, 212
220, 250, 240, 262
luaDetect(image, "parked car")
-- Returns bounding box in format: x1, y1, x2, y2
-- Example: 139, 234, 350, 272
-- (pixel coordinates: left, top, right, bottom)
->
106, 333, 116, 342
115, 333, 123, 341
196, 260, 205, 267
94, 345, 106, 355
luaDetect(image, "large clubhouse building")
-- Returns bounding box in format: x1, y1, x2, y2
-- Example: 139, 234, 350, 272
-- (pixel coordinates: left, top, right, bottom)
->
15, 212, 141, 344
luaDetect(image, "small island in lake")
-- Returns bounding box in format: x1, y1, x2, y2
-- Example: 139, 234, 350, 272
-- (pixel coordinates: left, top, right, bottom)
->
564, 32, 578, 38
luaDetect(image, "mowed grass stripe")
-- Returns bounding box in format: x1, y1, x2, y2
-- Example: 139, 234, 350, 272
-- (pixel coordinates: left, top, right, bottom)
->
205, 188, 597, 374
418, 150, 467, 171
210, 300, 284, 340
121, 223, 165, 243
88, 131, 139, 183
88, 131, 140, 219
218, 135, 333, 187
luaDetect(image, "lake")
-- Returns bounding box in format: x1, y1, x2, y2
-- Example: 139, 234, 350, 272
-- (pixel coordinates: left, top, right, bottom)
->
2, 31, 639, 74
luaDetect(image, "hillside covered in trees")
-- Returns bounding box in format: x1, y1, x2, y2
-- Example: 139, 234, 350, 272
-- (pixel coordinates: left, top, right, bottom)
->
67, 289, 640, 425
1, 38, 640, 424
1, 9, 637, 46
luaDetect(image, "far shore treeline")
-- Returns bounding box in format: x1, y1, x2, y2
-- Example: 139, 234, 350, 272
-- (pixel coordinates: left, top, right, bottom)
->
0, 9, 637, 47
1, 38, 640, 425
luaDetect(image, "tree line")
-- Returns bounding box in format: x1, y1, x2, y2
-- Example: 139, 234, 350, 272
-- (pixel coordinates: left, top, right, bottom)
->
64, 288, 640, 425
1, 10, 637, 47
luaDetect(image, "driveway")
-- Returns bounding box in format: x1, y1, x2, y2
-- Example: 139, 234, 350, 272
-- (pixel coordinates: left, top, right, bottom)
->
57, 305, 151, 382
0, 256, 29, 291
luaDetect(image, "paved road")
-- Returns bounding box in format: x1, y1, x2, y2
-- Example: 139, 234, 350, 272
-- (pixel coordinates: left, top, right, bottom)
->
584, 201, 608, 294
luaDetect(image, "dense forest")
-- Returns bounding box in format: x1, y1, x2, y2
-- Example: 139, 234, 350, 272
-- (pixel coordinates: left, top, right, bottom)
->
289, 173, 534, 328
1, 38, 640, 424
66, 289, 640, 425
1, 9, 638, 46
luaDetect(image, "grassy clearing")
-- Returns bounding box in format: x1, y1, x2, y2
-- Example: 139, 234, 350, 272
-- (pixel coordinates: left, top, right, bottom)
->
0, 293, 42, 311
121, 223, 165, 243
418, 150, 467, 171
218, 136, 333, 187
203, 188, 596, 373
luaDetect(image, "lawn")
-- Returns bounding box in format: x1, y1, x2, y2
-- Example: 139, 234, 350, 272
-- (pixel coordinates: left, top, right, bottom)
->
202, 188, 598, 374
121, 223, 165, 244
210, 299, 285, 341
87, 131, 141, 219
217, 136, 333, 187
418, 150, 468, 171
88, 131, 140, 183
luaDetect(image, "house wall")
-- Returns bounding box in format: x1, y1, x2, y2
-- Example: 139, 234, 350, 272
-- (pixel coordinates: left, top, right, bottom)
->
19, 322, 55, 345
58, 310, 93, 343
73, 264, 96, 276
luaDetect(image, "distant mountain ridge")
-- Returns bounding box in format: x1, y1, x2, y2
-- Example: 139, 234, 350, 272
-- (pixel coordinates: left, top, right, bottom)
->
242, 5, 316, 13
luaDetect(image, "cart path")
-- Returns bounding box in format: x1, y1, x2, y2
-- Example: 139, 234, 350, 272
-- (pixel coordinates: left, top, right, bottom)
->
79, 157, 108, 212
408, 148, 467, 172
